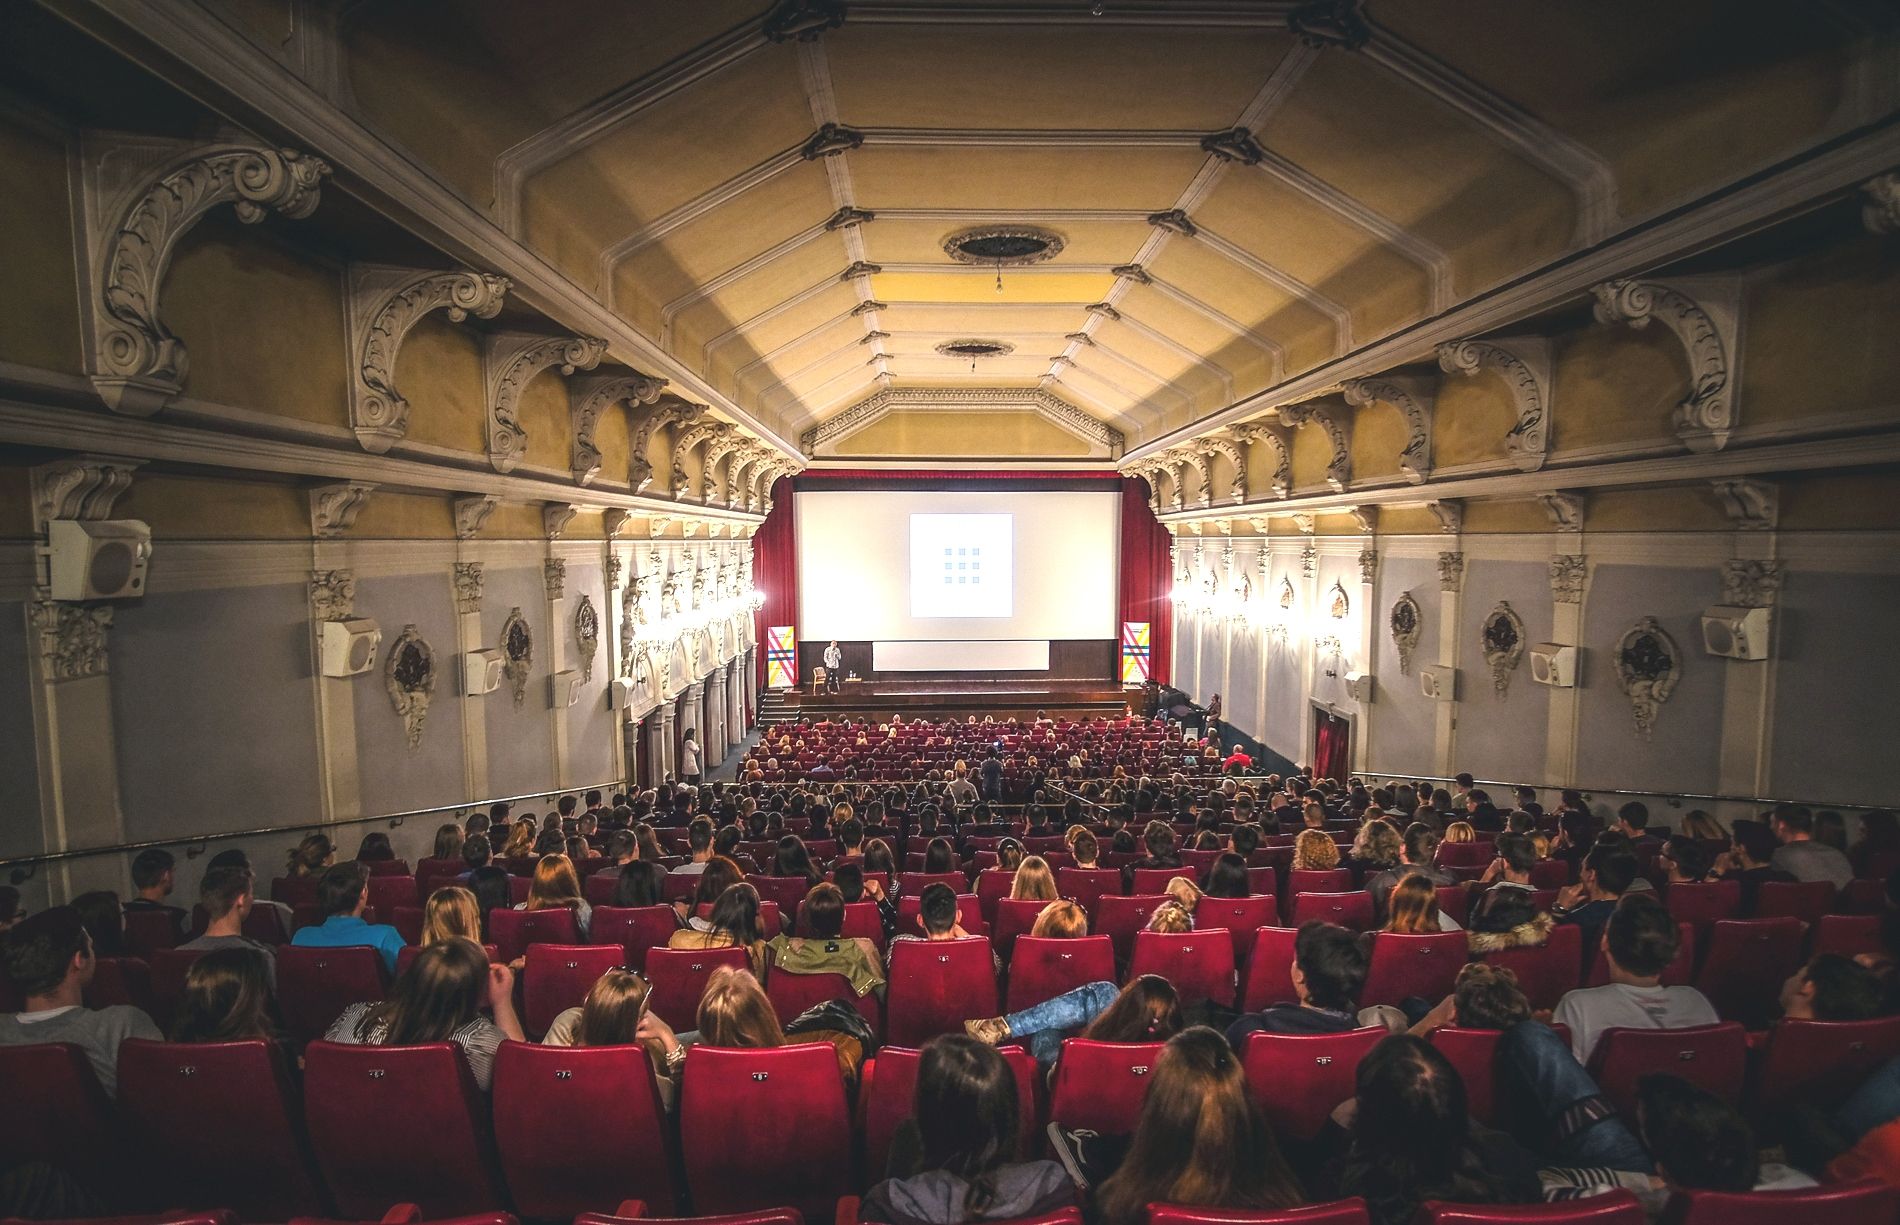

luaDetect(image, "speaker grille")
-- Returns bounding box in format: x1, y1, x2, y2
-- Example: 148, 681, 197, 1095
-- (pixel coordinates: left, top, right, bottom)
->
89, 541, 137, 595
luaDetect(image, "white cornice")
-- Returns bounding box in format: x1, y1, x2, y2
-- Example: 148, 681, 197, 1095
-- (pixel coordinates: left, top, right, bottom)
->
801, 387, 1124, 457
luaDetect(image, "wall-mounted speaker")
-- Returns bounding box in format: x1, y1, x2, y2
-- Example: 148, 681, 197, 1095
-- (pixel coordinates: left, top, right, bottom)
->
318, 618, 382, 677
609, 676, 641, 708
463, 648, 504, 695
47, 518, 150, 600
1418, 665, 1457, 701
1701, 605, 1771, 660
1529, 643, 1579, 688
1343, 671, 1374, 703
550, 669, 582, 708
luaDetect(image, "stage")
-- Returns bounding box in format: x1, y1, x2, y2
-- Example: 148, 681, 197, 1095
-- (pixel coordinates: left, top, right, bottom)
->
769, 677, 1135, 722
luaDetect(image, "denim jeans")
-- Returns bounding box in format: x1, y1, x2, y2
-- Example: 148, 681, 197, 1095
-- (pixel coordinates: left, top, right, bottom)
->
1006, 980, 1120, 1066
1497, 1019, 1651, 1172
1835, 1055, 1900, 1142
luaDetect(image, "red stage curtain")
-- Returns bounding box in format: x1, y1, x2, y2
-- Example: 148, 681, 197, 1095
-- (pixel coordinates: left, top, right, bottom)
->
1118, 477, 1173, 686
1314, 711, 1349, 782
751, 475, 797, 691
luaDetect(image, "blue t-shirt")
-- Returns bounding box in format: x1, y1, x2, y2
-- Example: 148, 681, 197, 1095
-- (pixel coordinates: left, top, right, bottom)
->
291, 914, 406, 973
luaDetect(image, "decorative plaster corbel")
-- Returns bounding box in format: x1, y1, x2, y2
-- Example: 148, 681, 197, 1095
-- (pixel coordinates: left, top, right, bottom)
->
629, 400, 704, 495
1348, 506, 1378, 535
603, 509, 634, 538
1539, 492, 1586, 533
1436, 337, 1553, 472
453, 494, 500, 540
482, 333, 606, 473
1291, 513, 1316, 535
1197, 436, 1247, 504
648, 516, 673, 539
1591, 276, 1742, 453
347, 264, 510, 454
543, 503, 580, 540
1146, 209, 1197, 237
1278, 401, 1352, 492
670, 422, 733, 500
544, 558, 567, 600
453, 561, 484, 615
1863, 173, 1900, 235
1711, 479, 1777, 530
1231, 423, 1293, 498
1722, 559, 1786, 608
31, 454, 144, 531
701, 430, 746, 503
31, 600, 113, 682
1342, 375, 1434, 484
310, 482, 375, 539
570, 373, 667, 486
1549, 555, 1586, 604
1427, 499, 1465, 536
308, 569, 356, 622
1437, 551, 1466, 592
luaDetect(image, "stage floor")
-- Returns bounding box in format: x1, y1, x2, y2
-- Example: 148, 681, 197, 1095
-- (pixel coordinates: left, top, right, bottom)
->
776, 678, 1135, 721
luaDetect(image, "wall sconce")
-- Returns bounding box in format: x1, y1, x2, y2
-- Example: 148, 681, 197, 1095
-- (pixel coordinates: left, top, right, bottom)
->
1315, 634, 1344, 677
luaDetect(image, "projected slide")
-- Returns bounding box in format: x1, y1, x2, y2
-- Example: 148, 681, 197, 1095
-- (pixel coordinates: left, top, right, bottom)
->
910, 513, 1013, 618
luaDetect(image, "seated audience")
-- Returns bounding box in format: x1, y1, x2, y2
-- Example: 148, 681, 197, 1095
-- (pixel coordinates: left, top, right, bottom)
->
1291, 828, 1339, 872
696, 964, 867, 1085
1384, 874, 1458, 934
1551, 845, 1637, 953
967, 973, 1181, 1068
1718, 818, 1796, 911
324, 937, 522, 1091
668, 881, 772, 977
672, 817, 717, 874
1779, 953, 1884, 1022
611, 859, 670, 909
515, 853, 592, 938
677, 855, 745, 922
1367, 824, 1451, 919
1658, 836, 1715, 884
420, 885, 483, 946
1225, 921, 1370, 1044
170, 947, 277, 1044
0, 907, 161, 1095
1408, 962, 1533, 1039
774, 835, 824, 886
70, 891, 125, 958
1553, 894, 1717, 1064
1771, 806, 1854, 890
286, 833, 334, 879
122, 848, 189, 941
290, 862, 406, 974
769, 883, 886, 999
1203, 853, 1250, 899
542, 968, 685, 1109
180, 864, 276, 988
1030, 900, 1088, 939
1010, 856, 1058, 903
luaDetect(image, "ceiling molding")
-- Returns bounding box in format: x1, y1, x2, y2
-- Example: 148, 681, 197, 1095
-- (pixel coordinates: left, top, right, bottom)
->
848, 3, 1301, 26
1193, 225, 1353, 352
800, 386, 1124, 458
700, 272, 843, 363
656, 219, 834, 347
600, 149, 807, 304
1143, 274, 1286, 368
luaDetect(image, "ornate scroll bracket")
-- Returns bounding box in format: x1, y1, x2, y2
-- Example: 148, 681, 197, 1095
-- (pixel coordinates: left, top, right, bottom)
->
1428, 499, 1465, 537
671, 422, 735, 500
1437, 551, 1466, 593
1539, 492, 1586, 533
309, 569, 356, 622
1342, 375, 1434, 484
310, 482, 375, 539
1864, 173, 1900, 235
454, 494, 500, 540
701, 431, 746, 503
1712, 478, 1778, 531
1722, 559, 1786, 608
603, 509, 635, 539
1480, 602, 1526, 697
629, 399, 705, 495
452, 562, 484, 615
347, 264, 511, 454
1196, 436, 1247, 504
1436, 336, 1552, 472
1357, 548, 1379, 586
543, 503, 580, 541
1230, 423, 1292, 499
1591, 276, 1742, 453
1278, 401, 1352, 492
1615, 617, 1681, 738
76, 134, 331, 416
31, 454, 144, 533
568, 372, 667, 486
1160, 447, 1214, 509
482, 333, 607, 474
32, 600, 113, 682
1549, 555, 1586, 604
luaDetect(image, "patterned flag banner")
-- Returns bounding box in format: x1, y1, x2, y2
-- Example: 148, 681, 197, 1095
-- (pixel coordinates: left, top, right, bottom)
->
766, 625, 798, 688
1121, 621, 1151, 684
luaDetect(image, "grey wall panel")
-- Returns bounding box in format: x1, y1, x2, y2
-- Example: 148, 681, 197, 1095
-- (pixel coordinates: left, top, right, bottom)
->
1575, 564, 1721, 795
1455, 560, 1552, 786
1309, 553, 1359, 715
482, 566, 554, 799
0, 602, 43, 860
353, 571, 464, 816
1769, 570, 1900, 805
111, 582, 322, 843
1227, 624, 1261, 743
1196, 616, 1223, 703
1368, 556, 1438, 778
1261, 554, 1304, 763
561, 564, 618, 786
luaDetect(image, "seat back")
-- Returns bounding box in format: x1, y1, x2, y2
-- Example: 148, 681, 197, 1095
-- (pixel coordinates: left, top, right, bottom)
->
117, 1038, 327, 1219
492, 1040, 678, 1217
1285, 869, 1352, 902
974, 870, 1015, 923
1418, 1191, 1644, 1224
365, 875, 420, 920
1196, 896, 1280, 962
522, 944, 626, 1037
1751, 880, 1836, 925
644, 945, 750, 1030
1096, 895, 1167, 962
885, 938, 999, 1047
487, 908, 582, 963
1147, 1202, 1372, 1225
1482, 924, 1582, 1012
1057, 868, 1123, 919
839, 902, 886, 952
1694, 918, 1806, 1026
123, 908, 182, 956
277, 945, 389, 1043
1131, 867, 1187, 894
895, 894, 986, 937
1242, 1028, 1386, 1141
766, 968, 881, 1036
859, 1045, 1041, 1176
1240, 927, 1299, 1013
1048, 1039, 1167, 1134
680, 1044, 851, 1220
1129, 931, 1237, 1008
1287, 892, 1374, 932
1427, 1028, 1508, 1126
749, 875, 813, 917
899, 872, 967, 896
1360, 932, 1468, 1007
145, 949, 207, 1028
993, 898, 1051, 960
397, 942, 500, 978
590, 905, 685, 972
576, 1208, 801, 1225
1006, 936, 1116, 1012
1588, 1022, 1749, 1116
85, 955, 155, 1015
1750, 1015, 1900, 1117
1660, 1178, 1900, 1225
1811, 913, 1882, 959
301, 1040, 506, 1218
0, 1043, 115, 1175
1660, 881, 1741, 942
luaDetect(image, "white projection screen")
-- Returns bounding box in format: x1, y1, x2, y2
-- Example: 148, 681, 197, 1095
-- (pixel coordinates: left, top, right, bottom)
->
797, 487, 1119, 668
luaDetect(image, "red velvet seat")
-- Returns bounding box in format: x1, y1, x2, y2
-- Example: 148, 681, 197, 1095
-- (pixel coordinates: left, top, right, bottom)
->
750, 876, 814, 919
1146, 1202, 1369, 1225
117, 1038, 327, 1219
1195, 896, 1280, 962
1587, 1022, 1749, 1116
1096, 895, 1168, 962
1425, 1025, 1574, 1127
680, 1044, 852, 1221
898, 872, 967, 896
1751, 880, 1836, 926
1241, 1027, 1386, 1141
1529, 859, 1572, 890
1130, 867, 1188, 894
839, 1201, 1073, 1225
885, 937, 999, 1047
584, 873, 621, 906
574, 1207, 799, 1225
366, 875, 420, 920
492, 1040, 679, 1217
522, 944, 625, 1037
8, 1215, 239, 1225
390, 906, 425, 946
1587, 923, 1695, 988
1811, 913, 1882, 958
591, 905, 686, 972
1048, 1039, 1166, 1134
1057, 868, 1124, 919
1287, 892, 1375, 932
1482, 924, 1582, 1011
1129, 930, 1237, 1008
1748, 1015, 1900, 1117
1436, 843, 1495, 870
1240, 927, 1299, 1012
1359, 932, 1466, 1007
302, 1040, 507, 1218
1657, 1178, 1900, 1225
1006, 936, 1117, 1012
487, 907, 582, 963
84, 954, 155, 1016
123, 907, 182, 957
766, 967, 881, 1036
975, 870, 1015, 924
993, 898, 1054, 960
859, 1045, 1042, 1176
362, 859, 412, 876
278, 945, 389, 1043
644, 945, 750, 1029
895, 894, 986, 937
0, 1043, 116, 1181
1658, 881, 1741, 943
1417, 1192, 1644, 1224
395, 943, 499, 978
1694, 918, 1806, 1026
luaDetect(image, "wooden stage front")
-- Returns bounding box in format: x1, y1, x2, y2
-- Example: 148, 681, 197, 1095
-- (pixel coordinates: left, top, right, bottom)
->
776, 678, 1135, 722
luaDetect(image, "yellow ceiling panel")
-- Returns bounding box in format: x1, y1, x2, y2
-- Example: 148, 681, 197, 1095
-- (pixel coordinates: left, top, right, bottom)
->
763, 346, 871, 403
1088, 322, 1226, 404
738, 317, 867, 390
1116, 285, 1277, 394
677, 238, 849, 337
876, 303, 1090, 336
872, 269, 1115, 304
1146, 241, 1337, 373
692, 281, 862, 383
1266, 49, 1574, 294
895, 355, 1058, 381
1194, 170, 1432, 340
850, 145, 1204, 211
862, 217, 1154, 267
826, 24, 1291, 131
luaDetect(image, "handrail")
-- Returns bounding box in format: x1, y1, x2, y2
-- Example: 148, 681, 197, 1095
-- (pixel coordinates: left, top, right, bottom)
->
1380, 773, 1895, 814
0, 778, 630, 883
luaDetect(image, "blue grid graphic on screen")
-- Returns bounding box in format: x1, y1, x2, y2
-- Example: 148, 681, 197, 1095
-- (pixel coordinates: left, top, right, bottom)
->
911, 514, 1012, 617
942, 546, 984, 586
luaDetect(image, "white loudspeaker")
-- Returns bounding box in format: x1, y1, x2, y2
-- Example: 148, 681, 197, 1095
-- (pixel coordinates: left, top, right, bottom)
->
1701, 605, 1772, 660
1344, 671, 1374, 703
47, 519, 150, 600
463, 648, 504, 696
318, 618, 382, 677
1418, 665, 1457, 701
609, 676, 640, 708
1529, 643, 1579, 688
550, 669, 582, 708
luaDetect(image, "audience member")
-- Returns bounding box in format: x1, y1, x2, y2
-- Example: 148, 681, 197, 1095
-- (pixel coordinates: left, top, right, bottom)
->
1552, 895, 1716, 1063
323, 938, 521, 1091
180, 864, 276, 988
1226, 922, 1370, 1044
516, 853, 592, 938
289, 862, 406, 973
1771, 806, 1854, 891
769, 883, 886, 999
0, 907, 161, 1094
541, 968, 684, 1108
668, 881, 771, 977
170, 947, 277, 1044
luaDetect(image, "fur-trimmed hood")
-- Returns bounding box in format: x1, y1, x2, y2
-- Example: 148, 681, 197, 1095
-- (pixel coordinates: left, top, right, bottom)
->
1465, 911, 1556, 953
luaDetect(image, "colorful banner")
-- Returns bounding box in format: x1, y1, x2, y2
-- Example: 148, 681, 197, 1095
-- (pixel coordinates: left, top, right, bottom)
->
765, 625, 797, 688
1121, 621, 1152, 684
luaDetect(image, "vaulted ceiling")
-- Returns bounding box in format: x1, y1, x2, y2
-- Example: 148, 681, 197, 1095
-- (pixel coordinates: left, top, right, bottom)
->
332, 0, 1890, 452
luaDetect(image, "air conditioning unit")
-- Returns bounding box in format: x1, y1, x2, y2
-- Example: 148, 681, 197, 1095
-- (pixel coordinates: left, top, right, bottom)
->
46, 518, 150, 600
1418, 665, 1457, 702
550, 669, 582, 708
1701, 605, 1772, 660
318, 618, 382, 677
463, 648, 504, 695
1529, 643, 1579, 688
608, 676, 641, 709
1343, 671, 1374, 703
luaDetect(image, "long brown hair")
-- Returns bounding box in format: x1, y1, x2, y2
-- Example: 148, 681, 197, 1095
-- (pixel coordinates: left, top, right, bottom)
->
1011, 855, 1058, 902
696, 966, 785, 1047
170, 948, 275, 1043
1083, 974, 1183, 1043
692, 856, 745, 909
526, 854, 583, 911
501, 820, 537, 858
356, 938, 488, 1045
422, 885, 482, 946
1096, 1027, 1303, 1225
574, 969, 665, 1066
1385, 874, 1442, 934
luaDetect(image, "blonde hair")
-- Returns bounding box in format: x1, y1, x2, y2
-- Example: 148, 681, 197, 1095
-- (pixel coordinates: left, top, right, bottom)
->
1444, 821, 1476, 844
1292, 829, 1339, 872
1384, 874, 1441, 934
525, 854, 583, 911
501, 821, 536, 858
1031, 900, 1088, 939
1164, 876, 1202, 913
1529, 832, 1552, 860
422, 886, 482, 946
696, 966, 785, 1047
1146, 901, 1194, 934
1011, 855, 1059, 902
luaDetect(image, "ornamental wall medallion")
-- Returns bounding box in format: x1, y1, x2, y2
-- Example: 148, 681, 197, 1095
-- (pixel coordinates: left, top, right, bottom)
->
1480, 601, 1526, 697
1390, 593, 1422, 676
384, 625, 435, 750
1614, 617, 1680, 739
500, 607, 533, 707
574, 594, 600, 683
1327, 579, 1351, 621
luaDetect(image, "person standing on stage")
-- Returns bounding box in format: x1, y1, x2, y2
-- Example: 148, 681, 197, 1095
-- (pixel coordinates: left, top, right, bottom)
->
823, 640, 843, 693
